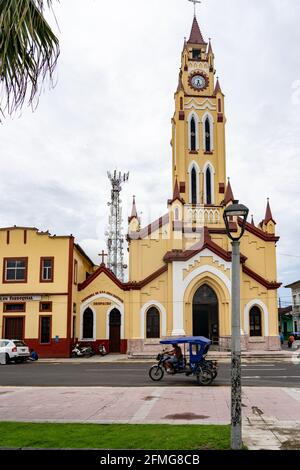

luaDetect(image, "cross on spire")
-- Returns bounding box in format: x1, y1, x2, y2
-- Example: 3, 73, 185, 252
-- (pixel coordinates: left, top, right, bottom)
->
188, 0, 202, 17
98, 250, 108, 266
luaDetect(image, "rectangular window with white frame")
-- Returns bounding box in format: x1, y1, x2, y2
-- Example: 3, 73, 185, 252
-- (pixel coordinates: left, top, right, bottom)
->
40, 257, 54, 283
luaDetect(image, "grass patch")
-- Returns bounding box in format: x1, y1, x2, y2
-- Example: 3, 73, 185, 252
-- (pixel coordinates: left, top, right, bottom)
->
0, 422, 230, 450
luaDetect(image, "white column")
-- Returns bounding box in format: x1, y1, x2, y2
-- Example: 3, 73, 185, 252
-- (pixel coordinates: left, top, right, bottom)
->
172, 262, 186, 336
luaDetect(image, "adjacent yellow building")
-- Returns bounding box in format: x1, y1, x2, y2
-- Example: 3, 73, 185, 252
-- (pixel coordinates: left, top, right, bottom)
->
0, 15, 281, 357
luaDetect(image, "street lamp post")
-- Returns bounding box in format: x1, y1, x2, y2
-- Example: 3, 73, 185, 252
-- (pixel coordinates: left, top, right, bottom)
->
223, 200, 249, 450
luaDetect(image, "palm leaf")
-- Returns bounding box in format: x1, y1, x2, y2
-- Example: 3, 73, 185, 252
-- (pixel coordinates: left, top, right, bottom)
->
0, 0, 59, 117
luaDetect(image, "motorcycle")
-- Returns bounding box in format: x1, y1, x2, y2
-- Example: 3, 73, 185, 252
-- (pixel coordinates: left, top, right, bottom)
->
98, 344, 107, 356
71, 343, 95, 358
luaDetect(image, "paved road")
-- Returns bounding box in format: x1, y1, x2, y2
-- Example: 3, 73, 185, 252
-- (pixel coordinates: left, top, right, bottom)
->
0, 361, 300, 387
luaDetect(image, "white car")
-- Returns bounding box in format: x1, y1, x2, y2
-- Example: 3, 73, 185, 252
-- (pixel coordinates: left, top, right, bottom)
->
0, 339, 30, 364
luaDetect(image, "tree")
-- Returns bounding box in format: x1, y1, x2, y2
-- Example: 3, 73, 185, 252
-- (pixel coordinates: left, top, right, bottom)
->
0, 0, 59, 117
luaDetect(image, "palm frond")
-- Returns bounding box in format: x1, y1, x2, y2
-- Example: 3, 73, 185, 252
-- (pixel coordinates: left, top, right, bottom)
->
0, 0, 59, 117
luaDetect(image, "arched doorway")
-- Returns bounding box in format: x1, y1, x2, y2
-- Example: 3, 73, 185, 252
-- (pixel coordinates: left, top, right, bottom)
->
193, 284, 219, 341
146, 307, 160, 338
109, 308, 121, 352
82, 307, 94, 339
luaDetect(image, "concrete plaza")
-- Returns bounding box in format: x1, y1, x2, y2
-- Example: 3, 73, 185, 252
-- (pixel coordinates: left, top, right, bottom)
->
1, 385, 300, 449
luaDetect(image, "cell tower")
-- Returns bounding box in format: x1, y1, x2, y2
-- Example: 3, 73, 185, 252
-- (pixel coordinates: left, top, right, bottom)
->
106, 170, 129, 281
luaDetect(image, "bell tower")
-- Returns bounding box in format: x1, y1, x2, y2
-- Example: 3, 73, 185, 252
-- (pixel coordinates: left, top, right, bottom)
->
171, 12, 226, 207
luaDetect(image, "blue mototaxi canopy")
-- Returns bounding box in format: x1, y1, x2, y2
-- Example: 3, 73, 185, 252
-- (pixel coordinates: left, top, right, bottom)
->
160, 336, 211, 346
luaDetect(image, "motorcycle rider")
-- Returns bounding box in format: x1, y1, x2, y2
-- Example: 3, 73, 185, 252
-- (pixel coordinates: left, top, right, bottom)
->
164, 344, 183, 373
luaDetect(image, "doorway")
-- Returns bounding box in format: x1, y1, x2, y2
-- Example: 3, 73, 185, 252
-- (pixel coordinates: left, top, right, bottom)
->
109, 309, 121, 353
193, 284, 219, 342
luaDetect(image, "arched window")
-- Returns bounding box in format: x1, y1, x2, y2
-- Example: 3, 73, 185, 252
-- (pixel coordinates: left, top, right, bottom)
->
146, 307, 160, 338
205, 117, 211, 152
83, 307, 94, 339
206, 167, 212, 205
191, 167, 197, 205
180, 97, 183, 110
190, 116, 196, 151
174, 208, 179, 221
250, 307, 262, 337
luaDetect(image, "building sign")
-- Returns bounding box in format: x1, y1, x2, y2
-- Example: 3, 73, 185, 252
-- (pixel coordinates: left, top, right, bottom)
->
0, 295, 42, 302
93, 302, 112, 306
82, 291, 123, 304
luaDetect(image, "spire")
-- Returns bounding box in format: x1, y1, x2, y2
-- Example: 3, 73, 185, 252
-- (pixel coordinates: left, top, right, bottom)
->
173, 178, 181, 201
168, 178, 184, 205
251, 215, 255, 226
128, 195, 138, 223
213, 77, 223, 96
223, 178, 234, 205
264, 198, 276, 225
187, 16, 207, 45
176, 70, 184, 92
208, 38, 213, 54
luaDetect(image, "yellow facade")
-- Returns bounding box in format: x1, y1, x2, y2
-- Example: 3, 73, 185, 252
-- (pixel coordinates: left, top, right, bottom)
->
0, 16, 281, 356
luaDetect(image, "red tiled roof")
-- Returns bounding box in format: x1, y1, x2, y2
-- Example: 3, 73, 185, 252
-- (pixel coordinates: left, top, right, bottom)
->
264, 198, 276, 225
223, 179, 234, 205
78, 265, 168, 292
128, 195, 138, 223
187, 17, 207, 45
213, 78, 223, 96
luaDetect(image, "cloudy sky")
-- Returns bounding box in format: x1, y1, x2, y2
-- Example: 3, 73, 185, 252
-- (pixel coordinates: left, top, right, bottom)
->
1, 0, 299, 303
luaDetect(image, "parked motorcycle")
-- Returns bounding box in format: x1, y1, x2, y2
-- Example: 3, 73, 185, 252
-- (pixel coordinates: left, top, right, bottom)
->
71, 343, 95, 358
98, 344, 107, 356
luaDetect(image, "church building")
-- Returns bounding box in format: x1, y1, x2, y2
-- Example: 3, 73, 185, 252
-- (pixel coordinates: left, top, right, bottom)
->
0, 15, 281, 357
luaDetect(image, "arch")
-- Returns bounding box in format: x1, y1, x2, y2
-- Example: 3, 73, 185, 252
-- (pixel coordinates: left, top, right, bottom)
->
172, 263, 231, 337
244, 299, 269, 337
202, 112, 214, 151
188, 112, 199, 151
249, 306, 262, 337
188, 161, 200, 205
81, 306, 96, 341
203, 162, 215, 205
140, 301, 167, 339
146, 307, 160, 338
193, 284, 219, 340
80, 293, 124, 341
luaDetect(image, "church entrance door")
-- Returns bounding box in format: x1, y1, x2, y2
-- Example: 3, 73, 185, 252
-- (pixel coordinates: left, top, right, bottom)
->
109, 308, 121, 353
193, 284, 219, 343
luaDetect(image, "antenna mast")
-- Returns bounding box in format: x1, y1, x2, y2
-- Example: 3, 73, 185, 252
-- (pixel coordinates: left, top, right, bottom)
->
106, 170, 129, 281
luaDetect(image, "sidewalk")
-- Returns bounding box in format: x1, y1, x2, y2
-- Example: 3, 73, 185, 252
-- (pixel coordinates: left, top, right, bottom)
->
37, 349, 300, 364
1, 386, 300, 449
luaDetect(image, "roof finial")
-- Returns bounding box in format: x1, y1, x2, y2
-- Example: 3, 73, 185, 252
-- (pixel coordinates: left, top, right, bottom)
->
188, 0, 202, 17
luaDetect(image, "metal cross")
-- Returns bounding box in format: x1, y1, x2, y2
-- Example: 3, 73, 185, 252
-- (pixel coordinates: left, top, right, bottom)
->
188, 0, 202, 17
99, 250, 108, 265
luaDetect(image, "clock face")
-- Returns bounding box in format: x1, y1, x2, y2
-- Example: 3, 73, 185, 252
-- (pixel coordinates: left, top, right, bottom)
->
189, 73, 208, 91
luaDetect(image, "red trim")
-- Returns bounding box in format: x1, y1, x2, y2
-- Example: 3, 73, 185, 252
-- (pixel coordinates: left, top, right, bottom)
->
163, 227, 247, 264
238, 218, 280, 242
3, 257, 28, 284
242, 265, 282, 290
67, 237, 74, 347
39, 257, 54, 283
25, 338, 70, 358
78, 265, 168, 292
38, 315, 52, 345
